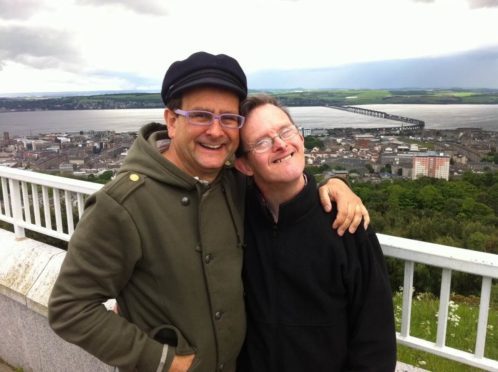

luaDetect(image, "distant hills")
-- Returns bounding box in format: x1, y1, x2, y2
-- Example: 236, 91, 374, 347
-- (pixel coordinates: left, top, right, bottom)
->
1, 89, 498, 112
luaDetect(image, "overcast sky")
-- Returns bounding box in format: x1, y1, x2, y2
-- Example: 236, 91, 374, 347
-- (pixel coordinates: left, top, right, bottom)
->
1, 0, 497, 94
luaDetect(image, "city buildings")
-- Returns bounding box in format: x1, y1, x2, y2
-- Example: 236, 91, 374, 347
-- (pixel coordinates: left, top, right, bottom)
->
412, 153, 450, 181
0, 127, 496, 182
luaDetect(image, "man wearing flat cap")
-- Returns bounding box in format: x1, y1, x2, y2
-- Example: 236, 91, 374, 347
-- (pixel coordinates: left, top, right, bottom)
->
48, 52, 368, 372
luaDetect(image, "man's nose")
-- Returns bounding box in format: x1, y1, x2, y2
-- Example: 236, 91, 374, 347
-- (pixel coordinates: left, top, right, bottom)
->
272, 136, 287, 151
206, 118, 225, 136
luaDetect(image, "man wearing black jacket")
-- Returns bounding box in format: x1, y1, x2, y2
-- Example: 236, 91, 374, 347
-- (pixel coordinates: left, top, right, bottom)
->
234, 94, 396, 371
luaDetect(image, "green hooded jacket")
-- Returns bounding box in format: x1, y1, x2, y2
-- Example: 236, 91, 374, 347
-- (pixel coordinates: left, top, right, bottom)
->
48, 123, 246, 372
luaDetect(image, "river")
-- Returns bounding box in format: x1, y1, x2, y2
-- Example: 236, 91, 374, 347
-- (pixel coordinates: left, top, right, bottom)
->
0, 104, 497, 136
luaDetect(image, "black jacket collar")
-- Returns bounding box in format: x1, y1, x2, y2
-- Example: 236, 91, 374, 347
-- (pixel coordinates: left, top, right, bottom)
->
248, 172, 318, 227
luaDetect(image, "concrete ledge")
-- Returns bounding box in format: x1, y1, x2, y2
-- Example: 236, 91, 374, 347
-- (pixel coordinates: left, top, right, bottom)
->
0, 229, 112, 372
0, 229, 62, 312
26, 252, 66, 318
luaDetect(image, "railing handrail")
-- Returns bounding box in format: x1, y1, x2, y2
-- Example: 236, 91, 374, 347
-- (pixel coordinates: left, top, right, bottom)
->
378, 233, 498, 278
0, 166, 102, 194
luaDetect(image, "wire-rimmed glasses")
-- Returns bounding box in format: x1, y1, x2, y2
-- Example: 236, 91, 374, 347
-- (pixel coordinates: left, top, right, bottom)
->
245, 126, 300, 154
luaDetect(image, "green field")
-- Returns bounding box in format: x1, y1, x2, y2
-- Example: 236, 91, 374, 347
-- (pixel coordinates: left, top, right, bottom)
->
270, 88, 498, 106
2, 89, 498, 111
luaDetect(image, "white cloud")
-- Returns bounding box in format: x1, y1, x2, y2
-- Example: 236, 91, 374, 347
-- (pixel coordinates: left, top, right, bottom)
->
0, 62, 138, 93
1, 0, 497, 93
467, 0, 498, 8
76, 0, 169, 15
0, 25, 81, 69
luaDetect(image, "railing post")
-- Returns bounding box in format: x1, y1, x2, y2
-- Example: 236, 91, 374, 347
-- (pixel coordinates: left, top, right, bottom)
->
65, 190, 74, 235
475, 277, 492, 358
77, 193, 85, 218
401, 261, 415, 337
1, 177, 11, 217
436, 268, 452, 348
21, 181, 32, 224
8, 178, 25, 239
42, 186, 52, 230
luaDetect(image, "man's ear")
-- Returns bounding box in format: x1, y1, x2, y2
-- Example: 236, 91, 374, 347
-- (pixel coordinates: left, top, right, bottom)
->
234, 156, 254, 176
164, 109, 177, 139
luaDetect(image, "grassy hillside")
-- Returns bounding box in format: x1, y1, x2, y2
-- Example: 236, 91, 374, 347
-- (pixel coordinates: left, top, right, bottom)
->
1, 89, 498, 111
270, 88, 498, 106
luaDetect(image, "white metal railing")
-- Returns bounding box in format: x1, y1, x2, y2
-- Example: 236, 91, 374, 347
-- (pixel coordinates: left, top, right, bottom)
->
0, 166, 497, 370
0, 166, 101, 241
379, 233, 498, 371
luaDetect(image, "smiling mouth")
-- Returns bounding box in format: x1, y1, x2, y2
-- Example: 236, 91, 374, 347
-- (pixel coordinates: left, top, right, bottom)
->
200, 143, 223, 150
273, 152, 294, 164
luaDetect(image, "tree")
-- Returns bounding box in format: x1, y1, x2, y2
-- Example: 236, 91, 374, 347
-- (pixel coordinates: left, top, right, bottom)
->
485, 183, 498, 214
96, 170, 114, 184
466, 231, 487, 251
387, 184, 404, 209
305, 164, 330, 176
417, 185, 444, 210
304, 136, 324, 150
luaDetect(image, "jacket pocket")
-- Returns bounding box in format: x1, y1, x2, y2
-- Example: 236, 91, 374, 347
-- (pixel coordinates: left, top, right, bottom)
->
149, 324, 195, 355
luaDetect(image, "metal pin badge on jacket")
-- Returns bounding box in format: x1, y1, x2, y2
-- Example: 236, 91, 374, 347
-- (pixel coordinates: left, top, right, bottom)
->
129, 174, 140, 182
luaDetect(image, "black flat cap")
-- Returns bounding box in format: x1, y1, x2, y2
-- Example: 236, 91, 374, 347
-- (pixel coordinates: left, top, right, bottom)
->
161, 51, 247, 105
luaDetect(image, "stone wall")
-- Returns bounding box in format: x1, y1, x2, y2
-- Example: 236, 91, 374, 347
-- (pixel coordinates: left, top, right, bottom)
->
0, 229, 112, 372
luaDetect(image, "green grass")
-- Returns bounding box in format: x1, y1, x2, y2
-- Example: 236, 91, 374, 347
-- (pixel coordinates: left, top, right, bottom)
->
393, 290, 497, 371
450, 92, 477, 98
272, 88, 498, 105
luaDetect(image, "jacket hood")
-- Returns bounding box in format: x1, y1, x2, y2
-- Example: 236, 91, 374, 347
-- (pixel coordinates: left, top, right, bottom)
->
118, 122, 199, 190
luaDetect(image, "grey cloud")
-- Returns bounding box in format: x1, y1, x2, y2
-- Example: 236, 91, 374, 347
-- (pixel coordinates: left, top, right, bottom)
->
412, 0, 498, 6
248, 45, 498, 89
76, 0, 168, 15
467, 0, 498, 8
0, 25, 81, 70
0, 0, 42, 19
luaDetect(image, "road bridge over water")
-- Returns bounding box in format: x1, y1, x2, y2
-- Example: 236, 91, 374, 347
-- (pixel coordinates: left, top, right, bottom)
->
326, 105, 425, 133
